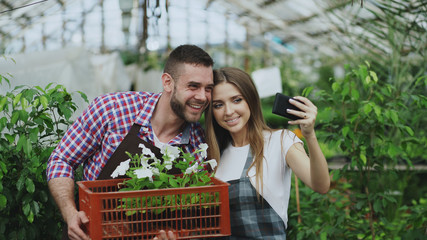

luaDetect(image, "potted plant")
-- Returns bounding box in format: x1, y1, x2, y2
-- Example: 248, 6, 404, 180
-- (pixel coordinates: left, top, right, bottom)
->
78, 144, 231, 240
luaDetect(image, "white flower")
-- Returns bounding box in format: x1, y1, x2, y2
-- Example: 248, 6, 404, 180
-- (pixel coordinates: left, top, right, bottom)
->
204, 159, 217, 170
199, 143, 208, 159
140, 157, 151, 169
151, 168, 160, 176
161, 145, 180, 162
134, 168, 154, 182
111, 159, 131, 178
164, 162, 173, 170
185, 161, 199, 174
139, 143, 155, 158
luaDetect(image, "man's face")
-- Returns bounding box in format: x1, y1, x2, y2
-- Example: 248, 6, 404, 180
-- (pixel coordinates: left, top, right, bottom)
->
170, 64, 214, 123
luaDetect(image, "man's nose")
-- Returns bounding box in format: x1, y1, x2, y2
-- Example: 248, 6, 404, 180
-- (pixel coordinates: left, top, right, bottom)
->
194, 88, 208, 101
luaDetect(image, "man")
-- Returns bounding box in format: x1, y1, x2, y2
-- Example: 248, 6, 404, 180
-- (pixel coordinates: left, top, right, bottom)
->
46, 44, 214, 240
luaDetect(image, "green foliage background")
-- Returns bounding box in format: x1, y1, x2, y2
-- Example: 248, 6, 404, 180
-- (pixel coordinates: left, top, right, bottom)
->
0, 71, 88, 239
286, 63, 427, 239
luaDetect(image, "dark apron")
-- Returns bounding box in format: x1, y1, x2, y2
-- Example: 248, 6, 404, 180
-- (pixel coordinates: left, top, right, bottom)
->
62, 123, 179, 239
220, 152, 287, 240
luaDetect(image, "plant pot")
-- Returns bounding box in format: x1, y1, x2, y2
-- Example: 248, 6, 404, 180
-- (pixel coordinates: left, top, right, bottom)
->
78, 177, 230, 240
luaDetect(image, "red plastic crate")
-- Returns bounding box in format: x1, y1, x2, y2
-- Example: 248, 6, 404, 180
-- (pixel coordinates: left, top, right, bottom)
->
77, 177, 230, 240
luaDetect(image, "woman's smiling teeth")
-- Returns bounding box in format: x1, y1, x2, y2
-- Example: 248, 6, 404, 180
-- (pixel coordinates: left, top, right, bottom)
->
225, 117, 240, 124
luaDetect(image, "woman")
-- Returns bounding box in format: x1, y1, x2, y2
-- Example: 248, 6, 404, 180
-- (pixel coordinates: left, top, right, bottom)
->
205, 67, 330, 239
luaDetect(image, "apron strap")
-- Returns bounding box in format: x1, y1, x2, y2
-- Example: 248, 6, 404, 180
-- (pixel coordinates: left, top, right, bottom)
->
240, 150, 253, 178
97, 124, 163, 180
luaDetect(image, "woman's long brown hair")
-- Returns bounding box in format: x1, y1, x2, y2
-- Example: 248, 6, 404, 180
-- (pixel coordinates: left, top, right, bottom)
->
205, 67, 272, 196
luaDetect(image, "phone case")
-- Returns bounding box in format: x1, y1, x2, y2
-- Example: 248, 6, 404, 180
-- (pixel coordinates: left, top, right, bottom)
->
272, 93, 303, 120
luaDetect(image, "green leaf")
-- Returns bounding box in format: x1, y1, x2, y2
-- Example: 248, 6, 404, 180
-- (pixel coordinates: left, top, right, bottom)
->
365, 75, 371, 85
387, 145, 400, 158
200, 174, 211, 184
169, 178, 179, 188
35, 86, 45, 93
13, 93, 22, 107
404, 126, 414, 136
59, 105, 72, 119
19, 109, 29, 123
20, 97, 29, 110
77, 91, 89, 103
17, 135, 27, 152
29, 127, 39, 143
25, 178, 35, 193
27, 210, 34, 223
364, 61, 370, 68
0, 161, 7, 174
355, 200, 365, 210
40, 95, 48, 109
341, 84, 350, 98
342, 126, 350, 137
390, 110, 399, 124
360, 153, 367, 166
373, 199, 382, 213
320, 232, 327, 240
0, 116, 7, 131
351, 89, 360, 100
5, 133, 15, 143
158, 173, 169, 182
17, 175, 25, 191
23, 137, 32, 156
363, 104, 372, 114
369, 70, 378, 83
0, 194, 7, 209
332, 82, 340, 92
32, 201, 40, 215
357, 234, 366, 239
0, 96, 7, 111
45, 82, 54, 90
153, 180, 163, 189
373, 105, 381, 117
11, 111, 20, 124
33, 98, 40, 107
23, 202, 30, 215
302, 86, 314, 97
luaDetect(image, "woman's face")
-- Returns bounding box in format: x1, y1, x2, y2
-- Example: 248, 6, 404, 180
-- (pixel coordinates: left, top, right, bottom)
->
212, 82, 250, 138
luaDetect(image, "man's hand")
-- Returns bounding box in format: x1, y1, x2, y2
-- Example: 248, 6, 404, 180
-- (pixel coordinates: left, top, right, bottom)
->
66, 211, 90, 240
48, 177, 90, 239
153, 230, 176, 240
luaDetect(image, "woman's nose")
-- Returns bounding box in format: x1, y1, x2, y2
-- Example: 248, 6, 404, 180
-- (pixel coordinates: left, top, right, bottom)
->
224, 103, 233, 115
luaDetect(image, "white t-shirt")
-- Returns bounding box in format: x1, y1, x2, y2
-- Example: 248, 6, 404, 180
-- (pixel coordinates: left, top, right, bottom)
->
215, 129, 303, 228
152, 130, 166, 149
215, 144, 250, 181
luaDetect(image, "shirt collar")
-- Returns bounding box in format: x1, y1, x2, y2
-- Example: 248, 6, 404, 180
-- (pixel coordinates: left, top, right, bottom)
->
134, 92, 193, 145
134, 92, 161, 127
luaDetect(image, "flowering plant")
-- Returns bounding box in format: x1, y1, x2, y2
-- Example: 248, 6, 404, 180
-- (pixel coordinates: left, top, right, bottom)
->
111, 143, 217, 191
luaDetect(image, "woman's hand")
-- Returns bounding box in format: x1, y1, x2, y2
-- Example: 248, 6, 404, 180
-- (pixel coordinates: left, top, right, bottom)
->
153, 230, 176, 240
286, 96, 317, 138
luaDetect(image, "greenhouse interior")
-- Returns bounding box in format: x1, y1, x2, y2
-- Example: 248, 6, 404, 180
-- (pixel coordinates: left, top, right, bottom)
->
0, 0, 426, 239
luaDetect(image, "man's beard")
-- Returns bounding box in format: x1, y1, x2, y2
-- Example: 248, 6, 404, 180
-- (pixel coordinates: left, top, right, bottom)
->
170, 90, 205, 123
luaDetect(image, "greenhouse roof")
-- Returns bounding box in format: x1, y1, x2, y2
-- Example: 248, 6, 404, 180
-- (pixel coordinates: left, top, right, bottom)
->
0, 0, 425, 60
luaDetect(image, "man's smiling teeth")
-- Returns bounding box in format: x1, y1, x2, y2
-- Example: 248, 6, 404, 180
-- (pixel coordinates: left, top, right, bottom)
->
190, 104, 202, 109
226, 117, 239, 123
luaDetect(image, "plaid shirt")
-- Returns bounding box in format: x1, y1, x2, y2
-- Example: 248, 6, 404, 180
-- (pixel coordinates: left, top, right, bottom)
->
46, 91, 206, 181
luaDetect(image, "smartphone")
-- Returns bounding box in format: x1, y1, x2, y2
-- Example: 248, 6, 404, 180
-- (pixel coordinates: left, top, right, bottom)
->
272, 93, 303, 120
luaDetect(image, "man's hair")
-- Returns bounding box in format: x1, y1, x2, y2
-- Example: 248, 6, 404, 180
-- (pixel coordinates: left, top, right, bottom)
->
164, 44, 214, 79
